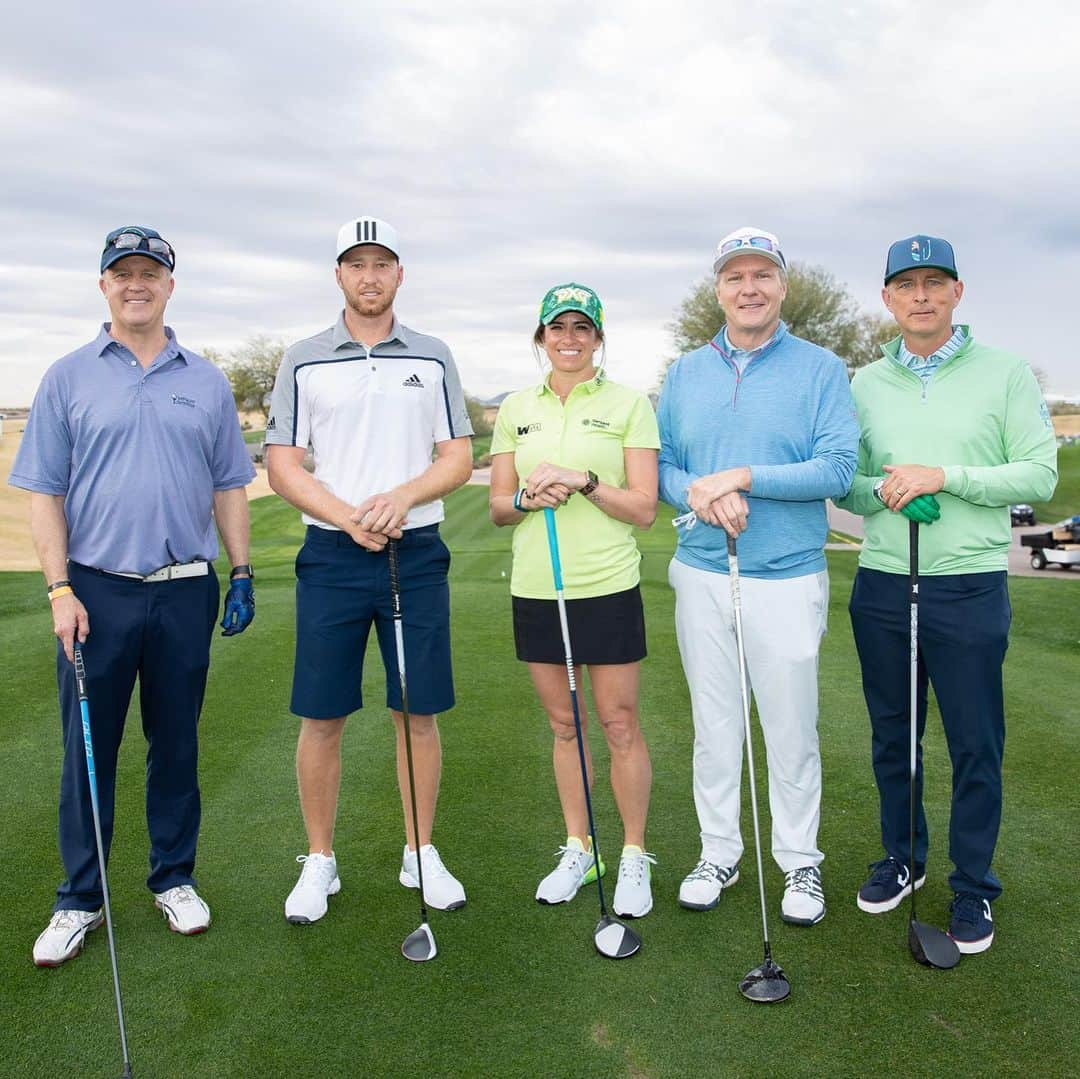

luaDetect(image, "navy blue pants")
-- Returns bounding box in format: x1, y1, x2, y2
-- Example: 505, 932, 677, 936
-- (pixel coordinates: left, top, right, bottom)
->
55, 562, 219, 911
849, 568, 1010, 900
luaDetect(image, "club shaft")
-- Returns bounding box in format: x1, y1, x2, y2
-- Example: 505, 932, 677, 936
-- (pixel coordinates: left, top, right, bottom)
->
544, 510, 610, 917
387, 541, 429, 923
73, 647, 132, 1070
908, 520, 919, 922
726, 541, 772, 948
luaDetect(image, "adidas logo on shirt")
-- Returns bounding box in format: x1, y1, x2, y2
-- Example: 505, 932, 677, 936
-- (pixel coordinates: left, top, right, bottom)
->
402, 374, 424, 388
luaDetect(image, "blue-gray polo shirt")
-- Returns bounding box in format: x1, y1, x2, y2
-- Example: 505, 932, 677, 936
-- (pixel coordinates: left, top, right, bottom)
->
9, 325, 255, 576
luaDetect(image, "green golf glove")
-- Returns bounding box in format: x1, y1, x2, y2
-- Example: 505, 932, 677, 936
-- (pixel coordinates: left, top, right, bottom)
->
900, 494, 941, 525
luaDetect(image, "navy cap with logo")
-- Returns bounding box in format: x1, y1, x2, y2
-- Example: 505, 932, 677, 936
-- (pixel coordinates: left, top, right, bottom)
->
100, 226, 176, 273
883, 235, 957, 284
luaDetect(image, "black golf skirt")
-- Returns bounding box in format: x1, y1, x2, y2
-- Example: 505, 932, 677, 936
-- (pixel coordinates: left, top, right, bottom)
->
512, 585, 647, 665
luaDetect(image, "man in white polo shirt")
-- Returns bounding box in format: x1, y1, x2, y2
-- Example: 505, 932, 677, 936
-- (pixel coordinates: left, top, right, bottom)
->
266, 217, 473, 924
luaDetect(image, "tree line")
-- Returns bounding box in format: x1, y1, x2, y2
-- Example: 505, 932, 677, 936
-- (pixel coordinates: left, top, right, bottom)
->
220, 264, 1061, 424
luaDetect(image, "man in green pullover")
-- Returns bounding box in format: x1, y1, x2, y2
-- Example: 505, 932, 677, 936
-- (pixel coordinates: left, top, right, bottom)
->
837, 235, 1057, 954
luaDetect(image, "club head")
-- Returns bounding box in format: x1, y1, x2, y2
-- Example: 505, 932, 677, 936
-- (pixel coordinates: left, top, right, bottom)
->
402, 922, 437, 963
908, 918, 960, 969
594, 915, 641, 959
739, 958, 791, 1003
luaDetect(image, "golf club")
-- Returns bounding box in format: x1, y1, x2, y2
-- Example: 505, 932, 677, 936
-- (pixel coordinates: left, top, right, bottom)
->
73, 643, 134, 1078
387, 540, 437, 963
906, 521, 961, 970
726, 535, 791, 1004
543, 508, 641, 960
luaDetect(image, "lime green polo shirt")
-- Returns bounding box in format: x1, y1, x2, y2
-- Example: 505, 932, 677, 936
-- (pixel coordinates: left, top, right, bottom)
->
491, 372, 660, 599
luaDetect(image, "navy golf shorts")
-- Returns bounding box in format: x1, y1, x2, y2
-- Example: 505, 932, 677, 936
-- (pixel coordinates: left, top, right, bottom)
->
291, 525, 455, 719
512, 585, 647, 665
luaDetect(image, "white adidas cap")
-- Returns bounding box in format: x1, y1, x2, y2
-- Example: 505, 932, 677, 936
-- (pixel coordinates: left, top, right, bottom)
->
336, 217, 400, 261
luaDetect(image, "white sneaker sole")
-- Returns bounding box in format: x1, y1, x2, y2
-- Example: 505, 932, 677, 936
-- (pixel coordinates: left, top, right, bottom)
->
32, 913, 104, 968
781, 904, 826, 926
536, 881, 584, 905
155, 898, 211, 936
399, 869, 466, 911
856, 874, 926, 914
951, 929, 993, 955
678, 868, 740, 911
285, 876, 341, 925
613, 895, 653, 919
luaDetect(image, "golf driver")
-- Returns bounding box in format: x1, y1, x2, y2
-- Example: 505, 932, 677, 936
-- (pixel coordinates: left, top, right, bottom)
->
73, 643, 134, 1078
726, 535, 791, 1004
905, 521, 961, 970
543, 508, 640, 960
387, 540, 437, 963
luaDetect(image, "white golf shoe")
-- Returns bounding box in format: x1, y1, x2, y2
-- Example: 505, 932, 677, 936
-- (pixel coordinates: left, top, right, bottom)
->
285, 852, 341, 925
535, 837, 604, 905
400, 844, 466, 911
613, 846, 657, 918
33, 908, 104, 967
781, 866, 825, 925
678, 859, 740, 910
153, 884, 211, 935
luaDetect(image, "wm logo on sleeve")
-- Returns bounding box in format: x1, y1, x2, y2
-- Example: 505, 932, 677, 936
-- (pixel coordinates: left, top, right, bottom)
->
517, 423, 540, 436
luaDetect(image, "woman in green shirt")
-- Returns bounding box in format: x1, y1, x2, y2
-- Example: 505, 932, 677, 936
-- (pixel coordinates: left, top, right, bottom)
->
489, 283, 660, 918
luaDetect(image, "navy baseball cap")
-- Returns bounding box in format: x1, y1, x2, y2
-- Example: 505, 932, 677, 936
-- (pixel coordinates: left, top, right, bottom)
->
883, 235, 957, 284
100, 226, 176, 273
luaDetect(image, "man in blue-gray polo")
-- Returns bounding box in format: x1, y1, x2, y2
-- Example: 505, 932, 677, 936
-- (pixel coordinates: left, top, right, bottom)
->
10, 226, 255, 967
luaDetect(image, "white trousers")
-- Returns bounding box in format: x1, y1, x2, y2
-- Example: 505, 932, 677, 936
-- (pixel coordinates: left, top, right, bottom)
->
669, 558, 828, 872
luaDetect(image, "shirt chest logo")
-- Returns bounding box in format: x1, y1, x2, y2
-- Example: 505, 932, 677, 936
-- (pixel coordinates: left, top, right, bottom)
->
581, 418, 610, 429
402, 373, 424, 389
171, 394, 197, 408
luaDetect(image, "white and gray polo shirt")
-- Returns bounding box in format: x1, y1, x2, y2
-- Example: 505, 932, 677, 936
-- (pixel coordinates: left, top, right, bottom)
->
266, 313, 473, 530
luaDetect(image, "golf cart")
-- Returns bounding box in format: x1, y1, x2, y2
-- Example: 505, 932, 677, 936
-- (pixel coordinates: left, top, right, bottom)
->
1020, 515, 1080, 570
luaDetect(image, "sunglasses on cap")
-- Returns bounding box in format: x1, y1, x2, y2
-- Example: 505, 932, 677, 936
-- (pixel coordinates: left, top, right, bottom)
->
718, 235, 784, 260
107, 230, 175, 266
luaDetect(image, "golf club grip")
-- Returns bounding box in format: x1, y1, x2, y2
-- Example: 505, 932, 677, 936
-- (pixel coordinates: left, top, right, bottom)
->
73, 643, 88, 700
387, 539, 402, 617
909, 519, 918, 588
543, 509, 564, 591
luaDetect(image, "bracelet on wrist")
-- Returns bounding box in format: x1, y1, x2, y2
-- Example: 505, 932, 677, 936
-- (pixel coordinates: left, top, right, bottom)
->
47, 578, 71, 593
48, 586, 74, 601
513, 488, 530, 513
229, 564, 254, 579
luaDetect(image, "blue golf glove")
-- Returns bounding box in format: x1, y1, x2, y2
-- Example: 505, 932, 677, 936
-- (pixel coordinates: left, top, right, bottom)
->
220, 577, 254, 636
900, 494, 941, 525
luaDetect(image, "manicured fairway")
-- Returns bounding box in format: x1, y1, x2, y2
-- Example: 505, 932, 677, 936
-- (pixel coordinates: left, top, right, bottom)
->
1, 488, 1076, 1078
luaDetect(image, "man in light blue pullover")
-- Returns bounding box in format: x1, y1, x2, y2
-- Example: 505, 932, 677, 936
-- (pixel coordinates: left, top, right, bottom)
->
658, 226, 858, 925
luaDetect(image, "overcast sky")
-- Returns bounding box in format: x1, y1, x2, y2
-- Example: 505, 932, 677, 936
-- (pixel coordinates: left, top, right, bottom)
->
3, 1, 1079, 407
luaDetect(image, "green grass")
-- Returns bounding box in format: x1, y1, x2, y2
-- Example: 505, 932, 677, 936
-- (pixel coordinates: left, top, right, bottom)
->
242, 428, 265, 445
1032, 442, 1080, 523
1, 491, 1077, 1078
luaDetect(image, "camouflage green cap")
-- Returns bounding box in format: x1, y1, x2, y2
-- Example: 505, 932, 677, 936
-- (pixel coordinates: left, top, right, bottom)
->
539, 283, 604, 328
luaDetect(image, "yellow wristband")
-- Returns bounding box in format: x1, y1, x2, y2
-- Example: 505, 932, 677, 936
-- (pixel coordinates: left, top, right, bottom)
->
48, 586, 74, 601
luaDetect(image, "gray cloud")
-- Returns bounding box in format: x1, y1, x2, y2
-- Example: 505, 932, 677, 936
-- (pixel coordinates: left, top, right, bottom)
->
3, 0, 1079, 407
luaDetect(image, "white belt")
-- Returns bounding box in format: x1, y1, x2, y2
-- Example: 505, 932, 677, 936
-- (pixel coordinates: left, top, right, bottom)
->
109, 562, 210, 583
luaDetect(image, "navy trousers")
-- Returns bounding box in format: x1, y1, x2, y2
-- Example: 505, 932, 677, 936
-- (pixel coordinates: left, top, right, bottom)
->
55, 562, 219, 910
849, 568, 1010, 901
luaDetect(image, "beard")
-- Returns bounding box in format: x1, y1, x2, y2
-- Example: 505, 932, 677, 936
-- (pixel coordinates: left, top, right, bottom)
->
345, 289, 395, 320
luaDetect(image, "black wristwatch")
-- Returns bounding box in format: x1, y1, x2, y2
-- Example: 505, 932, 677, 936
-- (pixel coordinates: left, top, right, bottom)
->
229, 564, 254, 580
580, 470, 599, 497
